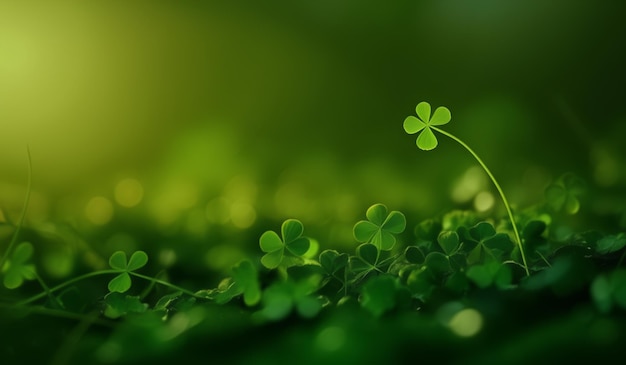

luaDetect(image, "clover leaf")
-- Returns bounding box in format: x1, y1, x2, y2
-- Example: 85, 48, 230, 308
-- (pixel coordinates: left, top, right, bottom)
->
403, 101, 451, 150
2, 242, 36, 289
595, 233, 626, 255
258, 275, 323, 321
461, 222, 513, 264
103, 292, 148, 319
259, 219, 310, 269
353, 204, 406, 251
108, 251, 148, 293
361, 275, 407, 317
590, 269, 626, 313
545, 173, 586, 215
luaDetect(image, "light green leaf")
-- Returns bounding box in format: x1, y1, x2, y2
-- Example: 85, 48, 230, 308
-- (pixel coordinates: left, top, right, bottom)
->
415, 101, 431, 123
430, 106, 451, 126
361, 275, 397, 317
109, 251, 128, 270
259, 231, 283, 253
366, 204, 388, 226
232, 259, 261, 306
357, 243, 379, 266
282, 219, 304, 243
12, 242, 34, 263
382, 211, 406, 234
108, 272, 132, 293
286, 236, 310, 257
403, 116, 426, 134
126, 251, 148, 271
353, 220, 378, 242
416, 127, 438, 151
261, 250, 284, 269
437, 231, 460, 256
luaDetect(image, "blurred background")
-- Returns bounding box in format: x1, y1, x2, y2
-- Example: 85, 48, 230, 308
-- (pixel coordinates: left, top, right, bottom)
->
1, 0, 625, 277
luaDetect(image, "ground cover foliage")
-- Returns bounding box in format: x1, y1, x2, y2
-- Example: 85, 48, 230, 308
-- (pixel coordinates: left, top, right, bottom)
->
1, 103, 626, 364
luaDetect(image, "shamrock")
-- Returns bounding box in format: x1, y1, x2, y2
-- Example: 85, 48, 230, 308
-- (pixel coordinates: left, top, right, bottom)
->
108, 251, 149, 293
403, 101, 452, 151
2, 242, 36, 289
259, 219, 310, 269
545, 173, 586, 215
353, 204, 406, 251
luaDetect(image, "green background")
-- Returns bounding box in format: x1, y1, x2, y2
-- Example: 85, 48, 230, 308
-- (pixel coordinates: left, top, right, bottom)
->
1, 0, 625, 261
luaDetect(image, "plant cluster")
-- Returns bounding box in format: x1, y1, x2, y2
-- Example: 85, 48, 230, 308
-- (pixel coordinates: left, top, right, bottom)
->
1, 102, 625, 364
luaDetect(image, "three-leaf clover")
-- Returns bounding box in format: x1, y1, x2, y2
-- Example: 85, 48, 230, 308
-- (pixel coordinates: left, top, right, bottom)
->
108, 251, 148, 293
2, 242, 36, 289
353, 204, 406, 251
259, 219, 310, 269
545, 173, 586, 215
403, 101, 451, 151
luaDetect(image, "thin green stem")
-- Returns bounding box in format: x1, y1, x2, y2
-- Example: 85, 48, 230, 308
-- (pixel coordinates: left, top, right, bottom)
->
431, 126, 530, 276
129, 272, 207, 299
13, 269, 120, 306
33, 270, 65, 309
0, 147, 32, 272
12, 269, 209, 306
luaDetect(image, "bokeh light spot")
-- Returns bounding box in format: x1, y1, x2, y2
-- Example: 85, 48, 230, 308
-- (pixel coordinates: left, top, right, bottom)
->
114, 178, 144, 207
452, 166, 487, 204
474, 191, 495, 212
448, 308, 483, 337
230, 202, 256, 229
85, 196, 114, 225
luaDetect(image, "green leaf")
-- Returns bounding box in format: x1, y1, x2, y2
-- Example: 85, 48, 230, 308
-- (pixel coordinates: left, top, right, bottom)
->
232, 259, 261, 306
259, 231, 283, 253
596, 233, 626, 255
2, 242, 37, 290
286, 236, 310, 257
416, 127, 438, 151
414, 219, 442, 242
319, 250, 349, 276
437, 231, 460, 256
404, 246, 425, 265
382, 211, 406, 234
470, 222, 496, 241
361, 275, 397, 317
416, 101, 431, 122
425, 252, 450, 274
366, 204, 388, 226
591, 274, 613, 313
430, 106, 451, 126
403, 115, 426, 134
354, 204, 405, 251
261, 250, 284, 269
109, 251, 128, 270
126, 251, 148, 271
11, 242, 34, 263
103, 292, 148, 319
108, 272, 132, 293
357, 243, 379, 266
282, 219, 304, 243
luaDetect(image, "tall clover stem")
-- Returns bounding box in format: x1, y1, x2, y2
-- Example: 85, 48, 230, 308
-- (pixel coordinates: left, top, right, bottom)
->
431, 126, 530, 276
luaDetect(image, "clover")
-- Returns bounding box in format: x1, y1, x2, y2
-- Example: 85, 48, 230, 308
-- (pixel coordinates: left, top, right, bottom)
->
2, 242, 36, 289
403, 101, 530, 276
108, 250, 149, 293
353, 204, 406, 251
545, 172, 586, 215
259, 219, 311, 269
403, 101, 451, 151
